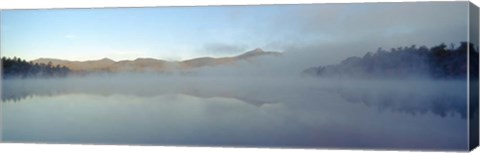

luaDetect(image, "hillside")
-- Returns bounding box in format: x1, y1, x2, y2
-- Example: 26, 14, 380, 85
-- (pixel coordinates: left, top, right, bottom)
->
303, 42, 479, 79
31, 48, 281, 73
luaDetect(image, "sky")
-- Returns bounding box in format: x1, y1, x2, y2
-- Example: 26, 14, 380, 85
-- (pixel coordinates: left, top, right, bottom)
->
0, 1, 470, 62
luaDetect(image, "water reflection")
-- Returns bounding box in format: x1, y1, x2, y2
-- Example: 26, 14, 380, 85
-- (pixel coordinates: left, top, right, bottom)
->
1, 76, 468, 150
1, 78, 278, 107
2, 77, 467, 119
326, 80, 467, 119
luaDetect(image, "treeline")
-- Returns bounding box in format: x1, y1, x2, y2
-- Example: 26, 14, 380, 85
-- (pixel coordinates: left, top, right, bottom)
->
1, 57, 71, 79
303, 42, 479, 79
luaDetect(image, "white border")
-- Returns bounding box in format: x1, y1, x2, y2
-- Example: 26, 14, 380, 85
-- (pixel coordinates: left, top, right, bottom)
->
0, 0, 479, 153
0, 0, 476, 9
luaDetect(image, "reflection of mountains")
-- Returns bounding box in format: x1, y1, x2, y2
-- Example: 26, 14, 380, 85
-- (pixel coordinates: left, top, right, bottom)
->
1, 82, 277, 107
2, 78, 466, 119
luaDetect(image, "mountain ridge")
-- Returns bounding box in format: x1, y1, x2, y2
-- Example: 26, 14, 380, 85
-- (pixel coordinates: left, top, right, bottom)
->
32, 48, 281, 72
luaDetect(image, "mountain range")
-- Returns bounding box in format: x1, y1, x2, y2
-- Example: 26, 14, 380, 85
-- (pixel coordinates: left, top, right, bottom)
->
32, 48, 281, 73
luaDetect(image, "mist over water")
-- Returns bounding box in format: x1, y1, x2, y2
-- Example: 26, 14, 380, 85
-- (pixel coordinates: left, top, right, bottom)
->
1, 72, 468, 150
1, 42, 472, 151
1, 2, 473, 151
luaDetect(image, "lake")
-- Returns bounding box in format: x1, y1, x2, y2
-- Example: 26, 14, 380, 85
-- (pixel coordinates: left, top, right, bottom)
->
1, 75, 469, 150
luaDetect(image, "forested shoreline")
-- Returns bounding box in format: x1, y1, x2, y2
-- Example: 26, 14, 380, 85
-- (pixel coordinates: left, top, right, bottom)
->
303, 42, 479, 79
1, 57, 71, 78
2, 42, 478, 79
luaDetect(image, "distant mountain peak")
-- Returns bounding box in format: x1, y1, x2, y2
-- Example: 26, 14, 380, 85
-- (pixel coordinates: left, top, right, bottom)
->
35, 57, 59, 61
252, 48, 264, 52
134, 57, 154, 61
32, 58, 68, 63
236, 48, 281, 59
99, 58, 114, 62
238, 48, 264, 56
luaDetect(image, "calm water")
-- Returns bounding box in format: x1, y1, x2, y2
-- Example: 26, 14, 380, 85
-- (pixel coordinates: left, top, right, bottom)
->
1, 76, 469, 150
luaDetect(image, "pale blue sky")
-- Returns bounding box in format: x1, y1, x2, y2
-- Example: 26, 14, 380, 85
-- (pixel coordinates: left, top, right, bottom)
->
0, 2, 469, 61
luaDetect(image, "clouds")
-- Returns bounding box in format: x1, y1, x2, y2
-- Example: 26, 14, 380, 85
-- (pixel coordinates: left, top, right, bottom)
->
249, 2, 469, 66
200, 43, 248, 56
271, 2, 467, 47
1, 2, 470, 62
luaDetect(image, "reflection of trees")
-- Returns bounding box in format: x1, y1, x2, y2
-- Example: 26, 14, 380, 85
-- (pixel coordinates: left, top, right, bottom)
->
330, 85, 467, 119
2, 81, 68, 102
2, 78, 468, 119
302, 42, 475, 119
